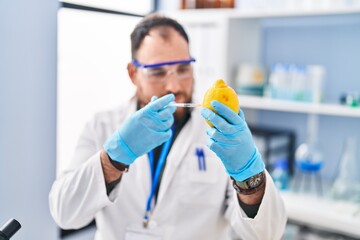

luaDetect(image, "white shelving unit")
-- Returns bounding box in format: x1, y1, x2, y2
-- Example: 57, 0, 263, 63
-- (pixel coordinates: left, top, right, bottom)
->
281, 191, 360, 238
169, 8, 360, 237
239, 95, 360, 118
169, 7, 360, 99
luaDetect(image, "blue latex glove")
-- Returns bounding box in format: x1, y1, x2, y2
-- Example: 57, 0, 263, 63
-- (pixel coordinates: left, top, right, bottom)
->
201, 100, 265, 181
103, 94, 176, 165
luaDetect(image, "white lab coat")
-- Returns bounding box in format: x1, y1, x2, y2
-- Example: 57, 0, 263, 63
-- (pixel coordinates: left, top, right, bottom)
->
49, 96, 287, 240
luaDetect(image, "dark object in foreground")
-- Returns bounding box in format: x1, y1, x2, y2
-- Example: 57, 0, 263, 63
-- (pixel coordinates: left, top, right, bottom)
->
0, 219, 21, 240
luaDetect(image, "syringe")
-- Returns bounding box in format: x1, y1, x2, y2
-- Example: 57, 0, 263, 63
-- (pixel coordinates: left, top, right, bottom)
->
167, 102, 202, 108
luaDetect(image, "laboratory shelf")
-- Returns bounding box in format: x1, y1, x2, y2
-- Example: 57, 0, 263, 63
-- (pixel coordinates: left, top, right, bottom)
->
238, 95, 360, 118
281, 191, 360, 238
175, 7, 360, 19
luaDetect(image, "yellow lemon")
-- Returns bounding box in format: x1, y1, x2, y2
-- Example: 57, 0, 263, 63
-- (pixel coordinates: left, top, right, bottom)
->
202, 79, 240, 126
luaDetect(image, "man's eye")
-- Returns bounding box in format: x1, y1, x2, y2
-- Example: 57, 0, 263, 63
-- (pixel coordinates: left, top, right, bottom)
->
148, 69, 167, 77
177, 65, 191, 74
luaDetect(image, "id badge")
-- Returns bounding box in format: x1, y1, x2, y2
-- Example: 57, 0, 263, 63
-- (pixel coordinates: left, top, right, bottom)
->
125, 225, 163, 240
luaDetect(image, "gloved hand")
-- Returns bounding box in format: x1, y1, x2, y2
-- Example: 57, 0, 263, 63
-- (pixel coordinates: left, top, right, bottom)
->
201, 100, 265, 181
103, 94, 176, 165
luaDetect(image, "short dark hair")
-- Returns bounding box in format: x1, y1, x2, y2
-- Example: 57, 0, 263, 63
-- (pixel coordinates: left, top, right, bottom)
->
130, 13, 189, 59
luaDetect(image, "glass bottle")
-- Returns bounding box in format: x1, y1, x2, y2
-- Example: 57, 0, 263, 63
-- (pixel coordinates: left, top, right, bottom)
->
294, 142, 323, 195
331, 136, 360, 203
293, 114, 323, 196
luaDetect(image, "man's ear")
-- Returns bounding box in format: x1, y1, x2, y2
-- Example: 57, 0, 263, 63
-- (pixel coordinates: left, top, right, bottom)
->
127, 62, 137, 85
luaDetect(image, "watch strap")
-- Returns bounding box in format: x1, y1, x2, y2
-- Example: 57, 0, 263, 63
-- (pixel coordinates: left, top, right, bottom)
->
107, 153, 129, 172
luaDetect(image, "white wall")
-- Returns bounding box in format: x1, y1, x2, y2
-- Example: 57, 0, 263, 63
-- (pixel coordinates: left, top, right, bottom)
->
57, 8, 138, 176
0, 1, 58, 239
61, 0, 152, 14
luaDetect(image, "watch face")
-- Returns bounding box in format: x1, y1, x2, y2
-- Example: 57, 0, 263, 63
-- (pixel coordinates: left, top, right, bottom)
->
235, 171, 264, 190
249, 174, 264, 188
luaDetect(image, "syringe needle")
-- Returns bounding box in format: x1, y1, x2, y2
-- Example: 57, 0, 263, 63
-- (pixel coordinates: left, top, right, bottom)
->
167, 102, 202, 108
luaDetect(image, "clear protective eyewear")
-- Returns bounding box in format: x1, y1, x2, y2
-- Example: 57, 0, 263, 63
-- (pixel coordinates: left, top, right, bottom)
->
132, 58, 196, 83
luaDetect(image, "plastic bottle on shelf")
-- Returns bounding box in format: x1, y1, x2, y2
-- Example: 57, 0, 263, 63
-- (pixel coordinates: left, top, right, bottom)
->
308, 65, 325, 103
289, 64, 307, 101
271, 159, 289, 190
268, 63, 288, 100
287, 64, 297, 100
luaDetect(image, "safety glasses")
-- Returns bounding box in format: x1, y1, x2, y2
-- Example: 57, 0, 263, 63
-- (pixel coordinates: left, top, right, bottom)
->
132, 58, 196, 83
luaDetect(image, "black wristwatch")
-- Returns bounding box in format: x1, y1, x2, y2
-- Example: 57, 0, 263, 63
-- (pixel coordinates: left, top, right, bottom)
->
232, 171, 265, 195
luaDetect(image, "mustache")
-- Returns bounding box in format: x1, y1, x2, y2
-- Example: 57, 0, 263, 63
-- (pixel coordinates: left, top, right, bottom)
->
168, 92, 191, 100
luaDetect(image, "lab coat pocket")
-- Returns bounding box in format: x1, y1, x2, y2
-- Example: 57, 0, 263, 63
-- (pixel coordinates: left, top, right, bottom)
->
188, 156, 220, 184
187, 145, 222, 184
178, 145, 226, 206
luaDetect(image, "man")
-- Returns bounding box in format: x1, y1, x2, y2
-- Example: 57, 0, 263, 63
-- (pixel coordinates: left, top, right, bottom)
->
49, 14, 286, 240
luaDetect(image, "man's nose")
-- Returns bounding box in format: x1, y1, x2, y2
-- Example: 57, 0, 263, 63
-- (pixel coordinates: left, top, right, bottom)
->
164, 71, 181, 93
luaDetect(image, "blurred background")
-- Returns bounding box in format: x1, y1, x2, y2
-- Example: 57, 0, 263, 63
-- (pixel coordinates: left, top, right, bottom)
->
1, 0, 360, 239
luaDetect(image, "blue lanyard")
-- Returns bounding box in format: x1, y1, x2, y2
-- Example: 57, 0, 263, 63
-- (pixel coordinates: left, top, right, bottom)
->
144, 128, 174, 227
